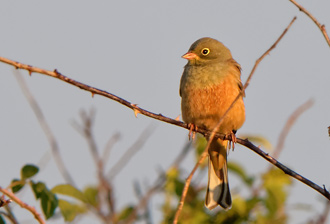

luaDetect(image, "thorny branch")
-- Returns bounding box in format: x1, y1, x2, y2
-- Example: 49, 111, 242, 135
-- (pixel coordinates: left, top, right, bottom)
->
0, 187, 45, 224
252, 98, 314, 197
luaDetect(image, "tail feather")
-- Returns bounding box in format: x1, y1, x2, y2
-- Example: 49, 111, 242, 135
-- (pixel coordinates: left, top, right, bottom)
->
205, 139, 232, 210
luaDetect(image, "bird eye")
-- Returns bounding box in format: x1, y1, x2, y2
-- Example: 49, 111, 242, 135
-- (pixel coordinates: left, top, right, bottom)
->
201, 48, 210, 55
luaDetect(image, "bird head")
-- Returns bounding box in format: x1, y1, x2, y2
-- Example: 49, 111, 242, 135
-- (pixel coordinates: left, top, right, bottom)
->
182, 37, 233, 65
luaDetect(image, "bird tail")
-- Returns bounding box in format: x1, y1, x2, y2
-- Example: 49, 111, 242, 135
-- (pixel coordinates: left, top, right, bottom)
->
205, 138, 232, 210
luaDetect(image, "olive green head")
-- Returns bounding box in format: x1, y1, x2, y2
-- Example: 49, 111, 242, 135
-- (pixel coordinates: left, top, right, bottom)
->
182, 37, 233, 65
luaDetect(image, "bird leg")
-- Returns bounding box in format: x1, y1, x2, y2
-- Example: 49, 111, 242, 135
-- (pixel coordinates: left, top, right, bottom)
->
227, 130, 237, 151
187, 123, 198, 140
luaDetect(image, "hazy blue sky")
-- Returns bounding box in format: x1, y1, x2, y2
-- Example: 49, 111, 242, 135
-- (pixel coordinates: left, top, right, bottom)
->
1, 1, 330, 223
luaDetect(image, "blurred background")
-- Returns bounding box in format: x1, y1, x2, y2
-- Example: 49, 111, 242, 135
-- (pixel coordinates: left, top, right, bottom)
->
1, 1, 330, 223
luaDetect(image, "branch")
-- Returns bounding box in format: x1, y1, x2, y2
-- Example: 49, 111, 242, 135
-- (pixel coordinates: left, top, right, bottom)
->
72, 109, 117, 222
0, 56, 185, 130
252, 98, 314, 197
0, 187, 45, 224
238, 138, 330, 200
107, 125, 156, 180
13, 71, 75, 186
289, 0, 330, 47
273, 99, 314, 159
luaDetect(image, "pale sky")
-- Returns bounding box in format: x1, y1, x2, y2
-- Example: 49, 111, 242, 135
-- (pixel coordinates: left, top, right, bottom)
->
1, 1, 330, 223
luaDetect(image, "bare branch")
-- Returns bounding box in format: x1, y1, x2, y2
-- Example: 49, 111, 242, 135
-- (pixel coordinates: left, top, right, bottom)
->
238, 138, 330, 200
72, 109, 100, 166
107, 125, 156, 180
0, 187, 45, 224
102, 132, 121, 166
72, 109, 117, 222
289, 0, 330, 47
14, 71, 75, 185
273, 99, 314, 159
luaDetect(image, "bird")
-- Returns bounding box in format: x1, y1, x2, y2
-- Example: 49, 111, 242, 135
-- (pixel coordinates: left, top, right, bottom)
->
179, 37, 245, 210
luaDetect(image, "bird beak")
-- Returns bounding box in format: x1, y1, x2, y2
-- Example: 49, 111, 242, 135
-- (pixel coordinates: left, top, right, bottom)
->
182, 52, 198, 60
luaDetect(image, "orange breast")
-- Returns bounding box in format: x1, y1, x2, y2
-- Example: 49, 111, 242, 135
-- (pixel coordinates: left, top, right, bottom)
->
181, 74, 245, 134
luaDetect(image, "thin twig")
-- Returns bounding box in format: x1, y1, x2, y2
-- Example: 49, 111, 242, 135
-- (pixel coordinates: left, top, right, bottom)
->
13, 71, 75, 185
289, 0, 330, 47
107, 125, 156, 180
72, 109, 100, 166
172, 16, 297, 224
273, 99, 314, 159
0, 187, 45, 224
72, 109, 117, 222
102, 132, 121, 166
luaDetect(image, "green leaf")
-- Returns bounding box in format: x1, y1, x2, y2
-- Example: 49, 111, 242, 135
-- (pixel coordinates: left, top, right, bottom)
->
11, 179, 25, 193
58, 199, 86, 222
83, 186, 98, 207
41, 187, 58, 219
21, 164, 39, 180
30, 181, 58, 219
52, 184, 87, 203
118, 205, 134, 221
30, 181, 46, 199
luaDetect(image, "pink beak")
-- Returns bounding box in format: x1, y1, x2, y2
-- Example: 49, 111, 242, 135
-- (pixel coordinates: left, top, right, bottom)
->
182, 52, 197, 60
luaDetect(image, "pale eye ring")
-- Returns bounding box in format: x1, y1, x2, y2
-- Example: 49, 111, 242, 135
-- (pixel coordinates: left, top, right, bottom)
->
201, 48, 210, 55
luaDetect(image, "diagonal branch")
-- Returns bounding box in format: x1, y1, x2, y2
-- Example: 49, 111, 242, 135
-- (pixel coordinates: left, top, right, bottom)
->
0, 187, 45, 224
14, 71, 75, 186
289, 0, 330, 47
273, 98, 314, 159
0, 56, 184, 130
107, 125, 156, 180
237, 138, 330, 200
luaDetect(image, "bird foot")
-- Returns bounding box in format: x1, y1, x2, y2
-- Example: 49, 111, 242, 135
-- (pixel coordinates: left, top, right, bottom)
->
187, 123, 198, 140
227, 131, 237, 151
